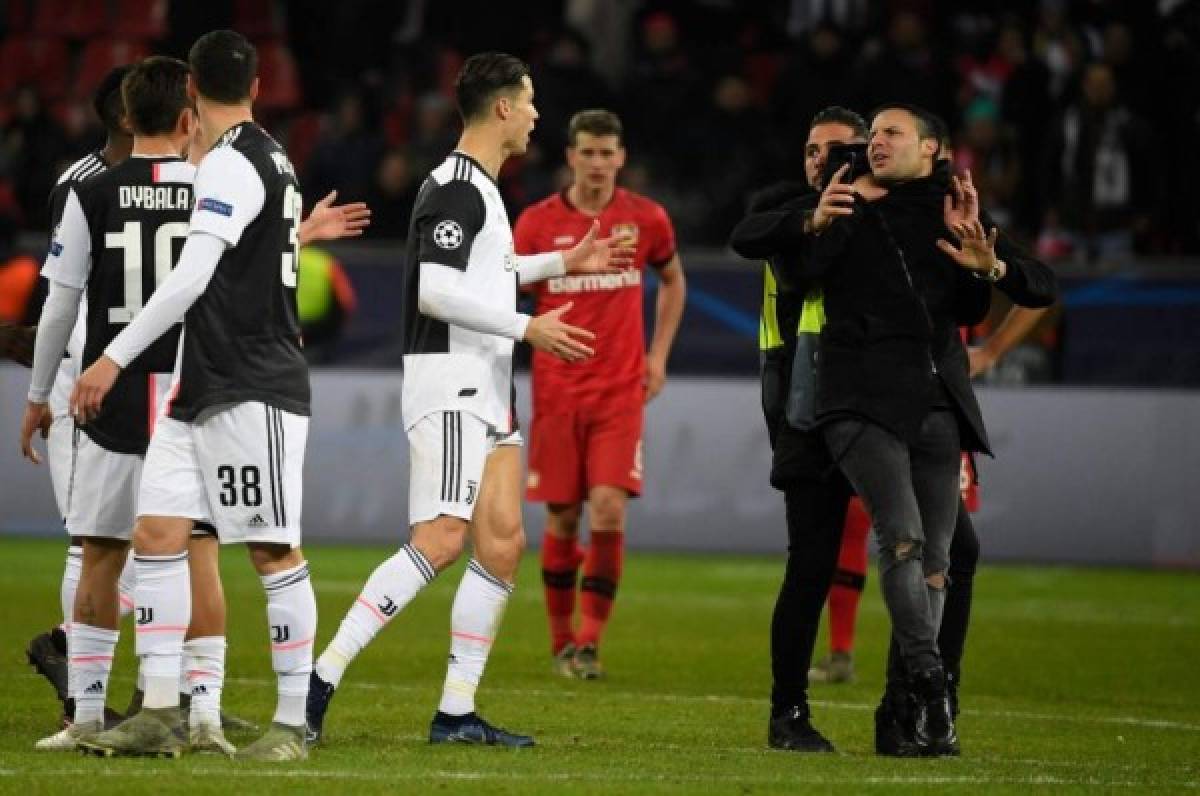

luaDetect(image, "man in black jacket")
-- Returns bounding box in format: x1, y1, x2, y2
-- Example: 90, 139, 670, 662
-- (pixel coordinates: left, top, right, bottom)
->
813, 103, 1054, 755
734, 103, 1056, 756
747, 106, 867, 754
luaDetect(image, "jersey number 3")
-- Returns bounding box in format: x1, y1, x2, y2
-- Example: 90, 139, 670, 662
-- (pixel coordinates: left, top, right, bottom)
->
281, 183, 301, 288
105, 220, 190, 324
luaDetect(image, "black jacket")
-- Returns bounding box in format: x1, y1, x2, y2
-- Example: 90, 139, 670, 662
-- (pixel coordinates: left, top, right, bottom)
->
732, 162, 1057, 456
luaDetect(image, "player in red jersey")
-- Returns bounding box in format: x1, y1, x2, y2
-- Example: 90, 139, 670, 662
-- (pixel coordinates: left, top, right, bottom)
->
514, 109, 686, 678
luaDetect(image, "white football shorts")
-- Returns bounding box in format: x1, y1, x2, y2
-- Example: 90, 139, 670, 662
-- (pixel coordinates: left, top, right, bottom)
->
138, 401, 308, 548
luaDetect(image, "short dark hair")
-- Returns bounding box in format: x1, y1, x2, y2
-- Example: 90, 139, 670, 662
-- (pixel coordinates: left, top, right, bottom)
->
567, 109, 623, 146
809, 106, 867, 139
454, 52, 530, 122
870, 102, 943, 156
122, 57, 190, 137
93, 65, 134, 134
188, 29, 257, 104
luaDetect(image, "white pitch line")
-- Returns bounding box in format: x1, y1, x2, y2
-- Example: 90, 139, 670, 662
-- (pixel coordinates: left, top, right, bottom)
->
225, 676, 1200, 733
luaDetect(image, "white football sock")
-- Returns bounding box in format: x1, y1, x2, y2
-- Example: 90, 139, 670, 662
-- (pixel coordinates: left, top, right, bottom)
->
60, 545, 82, 631
117, 550, 136, 620
134, 552, 190, 710
315, 544, 435, 687
183, 636, 225, 728
262, 561, 317, 727
437, 559, 513, 716
69, 624, 119, 724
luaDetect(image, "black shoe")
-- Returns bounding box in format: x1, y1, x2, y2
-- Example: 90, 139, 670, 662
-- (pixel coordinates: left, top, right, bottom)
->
27, 629, 69, 705
874, 690, 921, 757
768, 704, 835, 753
304, 671, 337, 745
912, 667, 960, 757
429, 711, 535, 747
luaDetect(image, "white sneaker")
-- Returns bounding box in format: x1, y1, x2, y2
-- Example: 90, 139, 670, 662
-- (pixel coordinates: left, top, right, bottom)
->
35, 720, 102, 751
189, 720, 236, 757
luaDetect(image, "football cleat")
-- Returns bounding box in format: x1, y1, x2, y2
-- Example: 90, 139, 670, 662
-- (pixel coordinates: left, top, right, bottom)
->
768, 705, 835, 753
234, 722, 307, 762
35, 720, 101, 751
304, 671, 336, 745
573, 643, 605, 680
808, 651, 855, 684
189, 721, 236, 757
552, 643, 578, 679
78, 707, 185, 758
429, 712, 535, 747
26, 629, 69, 705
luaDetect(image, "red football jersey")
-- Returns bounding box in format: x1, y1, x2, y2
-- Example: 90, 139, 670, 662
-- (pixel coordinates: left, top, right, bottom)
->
514, 187, 676, 412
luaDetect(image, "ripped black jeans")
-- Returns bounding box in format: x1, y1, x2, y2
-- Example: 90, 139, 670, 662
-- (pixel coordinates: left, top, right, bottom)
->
823, 410, 960, 674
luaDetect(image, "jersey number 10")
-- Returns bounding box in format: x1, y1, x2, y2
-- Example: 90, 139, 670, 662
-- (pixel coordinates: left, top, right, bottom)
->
105, 220, 190, 324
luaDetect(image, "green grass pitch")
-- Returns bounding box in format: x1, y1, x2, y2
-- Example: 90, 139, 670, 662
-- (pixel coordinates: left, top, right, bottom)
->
0, 536, 1196, 794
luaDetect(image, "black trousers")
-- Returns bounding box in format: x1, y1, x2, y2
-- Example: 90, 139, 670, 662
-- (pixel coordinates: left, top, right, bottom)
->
769, 469, 853, 714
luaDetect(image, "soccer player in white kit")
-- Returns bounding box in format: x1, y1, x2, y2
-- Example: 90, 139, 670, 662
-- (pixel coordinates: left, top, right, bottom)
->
305, 51, 631, 747
70, 31, 319, 762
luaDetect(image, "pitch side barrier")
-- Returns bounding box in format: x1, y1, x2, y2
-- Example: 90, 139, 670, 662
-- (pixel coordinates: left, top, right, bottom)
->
1, 366, 1195, 569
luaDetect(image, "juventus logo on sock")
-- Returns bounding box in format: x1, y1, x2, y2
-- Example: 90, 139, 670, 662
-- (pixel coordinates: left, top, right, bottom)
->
136, 606, 154, 625
378, 597, 398, 617
271, 624, 291, 643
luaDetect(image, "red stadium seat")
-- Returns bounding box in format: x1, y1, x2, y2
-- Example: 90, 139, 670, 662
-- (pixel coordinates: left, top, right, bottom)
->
74, 39, 150, 101
255, 41, 302, 112
33, 0, 107, 40
234, 0, 281, 39
113, 0, 169, 40
0, 37, 71, 99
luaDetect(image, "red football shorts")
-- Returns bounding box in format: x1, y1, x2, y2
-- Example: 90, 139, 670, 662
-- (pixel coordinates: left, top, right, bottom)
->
526, 403, 644, 503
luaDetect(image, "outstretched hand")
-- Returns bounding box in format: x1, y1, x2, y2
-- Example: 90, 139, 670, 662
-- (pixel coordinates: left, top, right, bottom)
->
524, 301, 595, 362
937, 219, 1004, 278
943, 169, 979, 230
562, 220, 637, 274
299, 190, 372, 245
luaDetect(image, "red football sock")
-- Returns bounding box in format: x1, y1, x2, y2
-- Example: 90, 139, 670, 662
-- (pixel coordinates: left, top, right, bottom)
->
541, 533, 584, 654
829, 498, 870, 654
577, 530, 624, 649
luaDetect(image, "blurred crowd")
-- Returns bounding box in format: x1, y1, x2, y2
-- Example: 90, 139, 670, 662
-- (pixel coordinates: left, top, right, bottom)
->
1, 0, 1199, 265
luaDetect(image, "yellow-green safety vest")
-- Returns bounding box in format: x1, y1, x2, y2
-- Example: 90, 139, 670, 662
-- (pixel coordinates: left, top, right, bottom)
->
759, 263, 825, 352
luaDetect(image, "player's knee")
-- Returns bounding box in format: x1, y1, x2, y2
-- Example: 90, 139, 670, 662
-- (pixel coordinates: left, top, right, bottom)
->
412, 515, 469, 571
588, 490, 627, 530
547, 503, 582, 537
925, 571, 947, 590
133, 517, 189, 555
247, 543, 303, 576
880, 539, 923, 572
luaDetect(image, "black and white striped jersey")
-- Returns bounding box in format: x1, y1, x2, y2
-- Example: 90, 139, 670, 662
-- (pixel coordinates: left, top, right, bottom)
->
43, 155, 194, 453
43, 151, 108, 418
400, 151, 521, 431
169, 122, 310, 422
